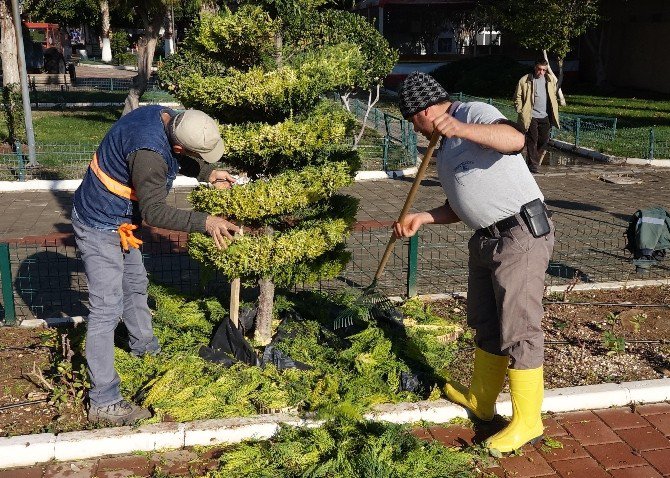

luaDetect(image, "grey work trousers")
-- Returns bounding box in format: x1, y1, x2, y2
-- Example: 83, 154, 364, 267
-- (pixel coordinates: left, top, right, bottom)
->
467, 218, 554, 369
73, 214, 159, 407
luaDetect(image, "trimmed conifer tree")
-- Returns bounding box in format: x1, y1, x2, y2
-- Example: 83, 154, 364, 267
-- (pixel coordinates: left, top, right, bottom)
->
158, 0, 396, 345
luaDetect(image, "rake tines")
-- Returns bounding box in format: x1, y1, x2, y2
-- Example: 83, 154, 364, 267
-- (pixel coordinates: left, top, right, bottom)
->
331, 130, 441, 333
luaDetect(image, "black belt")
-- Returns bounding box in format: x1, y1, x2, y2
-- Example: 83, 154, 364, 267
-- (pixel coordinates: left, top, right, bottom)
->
479, 207, 552, 238
479, 214, 523, 237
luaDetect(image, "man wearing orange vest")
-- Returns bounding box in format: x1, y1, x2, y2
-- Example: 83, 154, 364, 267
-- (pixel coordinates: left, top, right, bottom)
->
72, 106, 239, 425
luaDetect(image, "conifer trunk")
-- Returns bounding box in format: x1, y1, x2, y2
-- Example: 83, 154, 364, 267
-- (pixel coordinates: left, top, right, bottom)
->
255, 278, 275, 346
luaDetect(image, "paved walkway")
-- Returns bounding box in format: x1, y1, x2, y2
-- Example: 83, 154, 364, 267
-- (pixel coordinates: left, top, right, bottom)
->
2, 404, 670, 477
1, 149, 667, 240
1, 155, 670, 474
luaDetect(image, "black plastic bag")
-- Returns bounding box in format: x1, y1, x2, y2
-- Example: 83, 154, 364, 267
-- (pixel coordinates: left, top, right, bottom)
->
198, 316, 260, 366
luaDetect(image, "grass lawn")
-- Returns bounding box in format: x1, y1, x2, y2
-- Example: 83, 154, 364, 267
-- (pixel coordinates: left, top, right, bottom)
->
0, 108, 121, 180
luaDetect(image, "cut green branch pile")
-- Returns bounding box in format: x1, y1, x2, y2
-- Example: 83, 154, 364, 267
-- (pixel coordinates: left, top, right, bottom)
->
111, 286, 465, 423
199, 417, 474, 478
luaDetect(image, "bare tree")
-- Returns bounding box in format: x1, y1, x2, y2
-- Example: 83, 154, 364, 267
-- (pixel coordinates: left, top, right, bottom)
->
122, 2, 167, 114
0, 0, 20, 86
100, 0, 112, 62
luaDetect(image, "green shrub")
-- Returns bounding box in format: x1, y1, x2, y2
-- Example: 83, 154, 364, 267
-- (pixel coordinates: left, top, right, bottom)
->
176, 44, 364, 123
195, 7, 278, 69
189, 163, 355, 221
114, 52, 136, 67
431, 55, 529, 98
157, 48, 227, 94
290, 8, 398, 89
110, 30, 130, 59
218, 100, 357, 176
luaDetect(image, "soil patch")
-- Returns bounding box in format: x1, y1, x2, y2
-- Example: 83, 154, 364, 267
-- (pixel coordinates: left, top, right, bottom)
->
1, 285, 670, 437
0, 327, 86, 436
433, 285, 670, 390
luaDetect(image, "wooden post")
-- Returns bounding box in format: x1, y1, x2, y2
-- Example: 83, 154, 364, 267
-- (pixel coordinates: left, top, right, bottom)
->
229, 227, 243, 327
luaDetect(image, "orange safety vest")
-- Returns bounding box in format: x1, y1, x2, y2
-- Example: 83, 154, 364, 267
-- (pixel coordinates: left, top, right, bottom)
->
89, 153, 138, 201
88, 153, 143, 251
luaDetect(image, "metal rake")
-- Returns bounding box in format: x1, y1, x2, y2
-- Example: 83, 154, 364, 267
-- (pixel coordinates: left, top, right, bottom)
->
333, 129, 442, 330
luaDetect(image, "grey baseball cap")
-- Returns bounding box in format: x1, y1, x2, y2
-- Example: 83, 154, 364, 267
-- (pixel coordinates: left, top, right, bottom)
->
172, 109, 225, 163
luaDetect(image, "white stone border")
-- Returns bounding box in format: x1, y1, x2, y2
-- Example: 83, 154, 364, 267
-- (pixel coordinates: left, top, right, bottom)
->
550, 139, 670, 167
0, 167, 416, 193
30, 101, 181, 109
1, 379, 668, 469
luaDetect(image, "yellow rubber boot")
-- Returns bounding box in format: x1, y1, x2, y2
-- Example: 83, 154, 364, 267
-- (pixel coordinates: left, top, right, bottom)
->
486, 367, 544, 453
444, 348, 508, 421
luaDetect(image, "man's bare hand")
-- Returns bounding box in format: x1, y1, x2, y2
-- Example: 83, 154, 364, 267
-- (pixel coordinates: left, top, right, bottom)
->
393, 212, 426, 238
205, 216, 240, 249
208, 170, 236, 190
433, 113, 465, 139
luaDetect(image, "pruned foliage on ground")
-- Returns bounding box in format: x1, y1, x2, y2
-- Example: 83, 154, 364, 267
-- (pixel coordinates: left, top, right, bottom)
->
111, 286, 464, 422
203, 416, 474, 478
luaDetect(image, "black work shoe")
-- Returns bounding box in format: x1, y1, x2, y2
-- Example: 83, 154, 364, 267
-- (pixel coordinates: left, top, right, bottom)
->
88, 399, 152, 425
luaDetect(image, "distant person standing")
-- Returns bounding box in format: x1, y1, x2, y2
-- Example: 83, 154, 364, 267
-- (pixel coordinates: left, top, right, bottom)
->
514, 58, 560, 173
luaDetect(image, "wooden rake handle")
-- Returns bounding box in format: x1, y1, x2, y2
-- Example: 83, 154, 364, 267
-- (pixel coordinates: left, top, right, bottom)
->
373, 129, 442, 282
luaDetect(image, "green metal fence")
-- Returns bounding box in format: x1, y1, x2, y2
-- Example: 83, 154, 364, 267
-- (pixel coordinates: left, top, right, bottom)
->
1, 209, 663, 324
0, 143, 96, 181
346, 97, 418, 171
454, 92, 670, 160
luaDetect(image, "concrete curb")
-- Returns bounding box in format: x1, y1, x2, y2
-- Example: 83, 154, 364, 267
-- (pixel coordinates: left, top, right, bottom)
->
0, 168, 416, 193
78, 63, 158, 72
1, 379, 668, 468
31, 101, 181, 109
550, 139, 670, 166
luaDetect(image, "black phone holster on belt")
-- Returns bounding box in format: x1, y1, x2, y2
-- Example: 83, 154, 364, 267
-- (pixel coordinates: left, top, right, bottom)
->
521, 198, 551, 238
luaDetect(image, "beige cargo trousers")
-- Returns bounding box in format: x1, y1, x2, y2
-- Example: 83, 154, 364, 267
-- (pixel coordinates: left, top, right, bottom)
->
467, 219, 555, 369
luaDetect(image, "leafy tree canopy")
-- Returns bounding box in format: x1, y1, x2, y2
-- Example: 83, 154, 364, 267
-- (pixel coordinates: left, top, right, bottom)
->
23, 0, 100, 28
498, 0, 600, 60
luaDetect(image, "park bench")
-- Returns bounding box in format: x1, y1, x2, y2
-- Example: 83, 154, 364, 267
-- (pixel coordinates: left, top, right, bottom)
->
28, 73, 72, 91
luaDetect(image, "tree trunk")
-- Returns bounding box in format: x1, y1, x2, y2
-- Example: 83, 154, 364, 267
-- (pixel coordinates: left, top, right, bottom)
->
543, 50, 566, 107
1, 0, 24, 144
122, 5, 166, 115
255, 278, 275, 346
353, 84, 380, 148
556, 57, 566, 106
100, 0, 111, 62
164, 8, 175, 57
0, 0, 20, 86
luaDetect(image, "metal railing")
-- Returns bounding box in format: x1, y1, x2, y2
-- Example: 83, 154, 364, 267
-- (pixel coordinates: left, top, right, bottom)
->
343, 96, 419, 170
0, 210, 660, 324
453, 92, 669, 160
